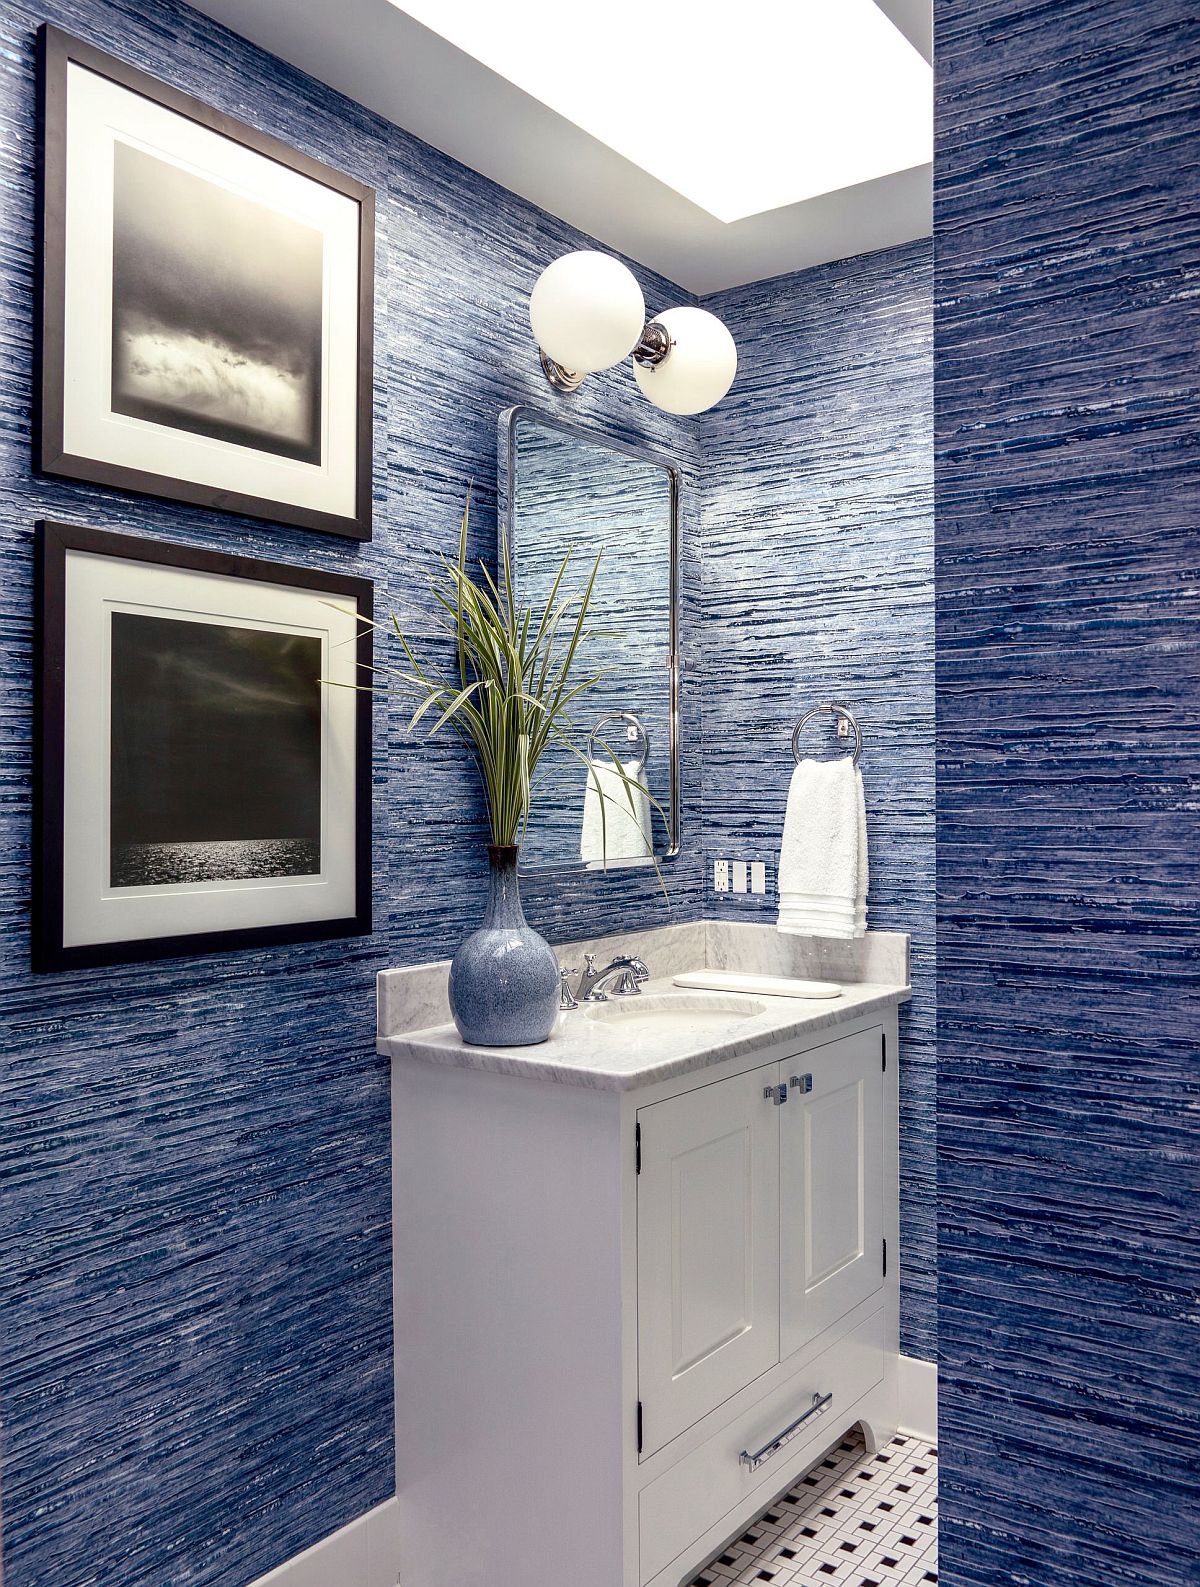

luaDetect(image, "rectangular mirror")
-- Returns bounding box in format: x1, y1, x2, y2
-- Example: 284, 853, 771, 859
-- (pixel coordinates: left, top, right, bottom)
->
499, 406, 679, 873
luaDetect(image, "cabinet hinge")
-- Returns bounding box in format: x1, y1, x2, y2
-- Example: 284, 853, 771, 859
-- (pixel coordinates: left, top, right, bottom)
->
883, 1237, 888, 1278
636, 1400, 643, 1455
881, 1032, 887, 1072
635, 1121, 641, 1175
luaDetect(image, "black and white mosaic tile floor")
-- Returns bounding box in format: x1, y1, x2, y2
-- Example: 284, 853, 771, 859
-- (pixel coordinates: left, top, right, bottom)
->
685, 1432, 938, 1587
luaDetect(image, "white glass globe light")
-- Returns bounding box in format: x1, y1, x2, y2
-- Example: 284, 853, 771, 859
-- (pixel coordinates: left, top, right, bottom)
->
529, 251, 646, 374
633, 306, 738, 414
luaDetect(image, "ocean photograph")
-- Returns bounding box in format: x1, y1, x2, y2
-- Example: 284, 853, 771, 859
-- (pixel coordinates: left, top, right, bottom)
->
109, 611, 323, 890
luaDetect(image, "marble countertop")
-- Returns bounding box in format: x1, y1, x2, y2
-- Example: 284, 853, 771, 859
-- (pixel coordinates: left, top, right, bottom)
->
377, 974, 911, 1092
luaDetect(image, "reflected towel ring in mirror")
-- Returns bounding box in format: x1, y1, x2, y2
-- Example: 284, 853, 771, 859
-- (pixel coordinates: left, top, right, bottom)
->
588, 711, 650, 775
791, 703, 863, 767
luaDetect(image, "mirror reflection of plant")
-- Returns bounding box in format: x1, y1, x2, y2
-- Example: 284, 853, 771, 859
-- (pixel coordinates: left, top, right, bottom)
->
327, 497, 665, 870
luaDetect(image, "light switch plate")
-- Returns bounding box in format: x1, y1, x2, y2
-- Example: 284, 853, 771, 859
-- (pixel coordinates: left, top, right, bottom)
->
731, 861, 748, 893
750, 861, 767, 894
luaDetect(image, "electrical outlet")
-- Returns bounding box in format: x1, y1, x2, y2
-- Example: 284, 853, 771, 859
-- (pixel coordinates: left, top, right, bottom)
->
731, 861, 748, 893
750, 861, 767, 895
713, 859, 730, 892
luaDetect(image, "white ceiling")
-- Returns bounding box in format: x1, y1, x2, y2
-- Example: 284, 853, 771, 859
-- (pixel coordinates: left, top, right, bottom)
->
392, 1, 931, 226
186, 0, 933, 295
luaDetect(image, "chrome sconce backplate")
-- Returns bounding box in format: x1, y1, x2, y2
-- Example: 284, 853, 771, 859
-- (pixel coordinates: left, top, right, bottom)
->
539, 349, 586, 392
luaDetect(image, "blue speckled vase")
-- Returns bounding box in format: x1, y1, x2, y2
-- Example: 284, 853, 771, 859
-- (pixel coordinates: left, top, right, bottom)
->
448, 845, 560, 1047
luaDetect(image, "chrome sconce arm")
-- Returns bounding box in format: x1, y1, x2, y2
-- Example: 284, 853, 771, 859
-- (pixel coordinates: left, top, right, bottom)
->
540, 318, 675, 394
631, 319, 673, 368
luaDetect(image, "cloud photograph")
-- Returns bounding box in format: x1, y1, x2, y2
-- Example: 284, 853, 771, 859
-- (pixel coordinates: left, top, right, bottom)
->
110, 142, 325, 463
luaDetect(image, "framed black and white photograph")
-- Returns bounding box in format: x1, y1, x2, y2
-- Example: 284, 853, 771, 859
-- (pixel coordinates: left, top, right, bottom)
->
35, 522, 373, 971
37, 26, 375, 540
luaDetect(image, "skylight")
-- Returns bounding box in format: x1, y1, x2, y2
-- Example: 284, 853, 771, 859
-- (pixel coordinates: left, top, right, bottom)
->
391, 0, 931, 224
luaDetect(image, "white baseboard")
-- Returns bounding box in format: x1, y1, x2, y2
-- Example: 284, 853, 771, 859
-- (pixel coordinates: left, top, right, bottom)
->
896, 1354, 938, 1443
244, 1497, 400, 1587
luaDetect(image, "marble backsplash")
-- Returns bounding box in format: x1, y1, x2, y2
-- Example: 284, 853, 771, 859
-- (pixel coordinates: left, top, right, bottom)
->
377, 921, 910, 1038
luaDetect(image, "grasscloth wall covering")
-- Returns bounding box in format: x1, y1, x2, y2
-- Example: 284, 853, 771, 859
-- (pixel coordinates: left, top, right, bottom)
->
699, 243, 936, 1363
0, 4, 702, 1585
935, 3, 1199, 1586
0, 2, 944, 1583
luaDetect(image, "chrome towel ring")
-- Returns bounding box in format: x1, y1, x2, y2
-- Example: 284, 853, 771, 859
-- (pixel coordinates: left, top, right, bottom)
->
587, 711, 649, 775
791, 703, 863, 767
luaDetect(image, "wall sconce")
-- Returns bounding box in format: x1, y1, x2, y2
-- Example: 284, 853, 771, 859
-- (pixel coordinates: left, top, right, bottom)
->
529, 250, 737, 415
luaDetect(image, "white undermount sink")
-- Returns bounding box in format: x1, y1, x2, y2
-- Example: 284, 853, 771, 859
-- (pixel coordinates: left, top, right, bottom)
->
583, 991, 766, 1035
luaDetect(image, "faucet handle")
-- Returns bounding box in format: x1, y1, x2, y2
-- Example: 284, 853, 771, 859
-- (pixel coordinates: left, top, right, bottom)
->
559, 966, 579, 1011
629, 955, 650, 984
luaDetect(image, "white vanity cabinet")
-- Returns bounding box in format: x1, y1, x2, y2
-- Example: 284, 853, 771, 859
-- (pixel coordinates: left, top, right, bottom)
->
389, 1003, 901, 1587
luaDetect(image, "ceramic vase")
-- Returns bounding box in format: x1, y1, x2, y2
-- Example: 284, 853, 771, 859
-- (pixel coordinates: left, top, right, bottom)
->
448, 845, 559, 1046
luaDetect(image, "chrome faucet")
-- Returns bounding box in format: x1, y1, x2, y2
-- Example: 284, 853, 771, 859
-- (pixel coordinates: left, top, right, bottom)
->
564, 952, 651, 1005
558, 967, 579, 1012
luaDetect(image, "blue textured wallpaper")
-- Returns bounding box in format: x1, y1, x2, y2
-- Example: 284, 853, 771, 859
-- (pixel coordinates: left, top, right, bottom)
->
0, 4, 703, 1585
935, 3, 1199, 1585
699, 243, 936, 1363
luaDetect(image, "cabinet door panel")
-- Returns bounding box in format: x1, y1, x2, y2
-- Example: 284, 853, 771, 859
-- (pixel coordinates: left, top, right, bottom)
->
637, 1068, 780, 1457
780, 1028, 884, 1358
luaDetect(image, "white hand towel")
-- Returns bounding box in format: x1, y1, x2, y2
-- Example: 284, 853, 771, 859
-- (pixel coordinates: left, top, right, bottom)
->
580, 759, 653, 866
777, 758, 869, 938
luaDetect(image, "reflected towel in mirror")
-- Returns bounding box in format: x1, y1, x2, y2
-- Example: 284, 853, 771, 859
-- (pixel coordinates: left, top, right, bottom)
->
581, 759, 653, 866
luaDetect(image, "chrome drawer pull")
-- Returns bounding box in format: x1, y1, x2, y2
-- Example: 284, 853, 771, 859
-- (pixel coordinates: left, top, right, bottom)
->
738, 1390, 833, 1472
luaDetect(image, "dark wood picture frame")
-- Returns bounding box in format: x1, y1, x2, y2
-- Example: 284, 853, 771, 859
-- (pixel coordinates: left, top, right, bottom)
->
36, 25, 376, 540
34, 521, 374, 972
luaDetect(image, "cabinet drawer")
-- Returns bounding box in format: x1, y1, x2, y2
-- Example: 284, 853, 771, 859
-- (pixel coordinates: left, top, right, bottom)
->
639, 1307, 885, 1586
